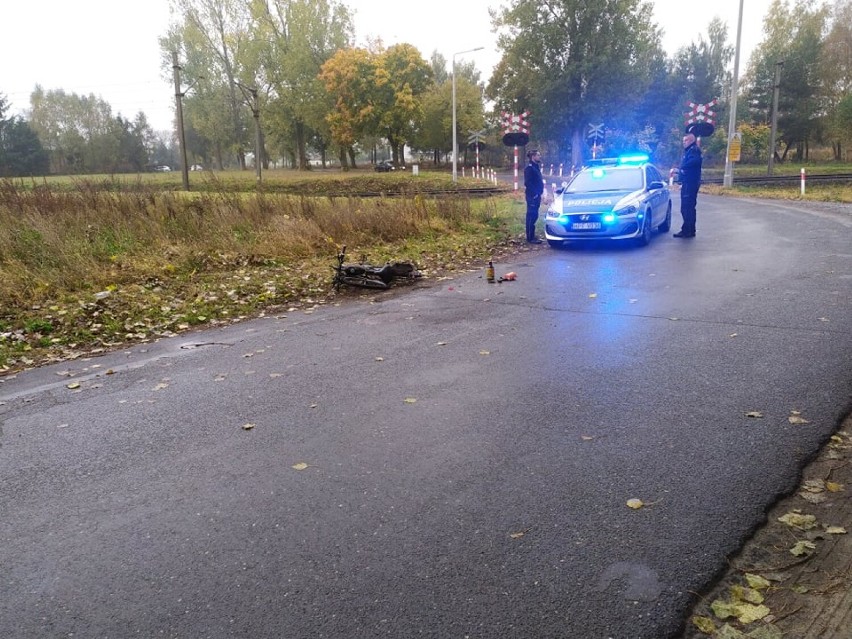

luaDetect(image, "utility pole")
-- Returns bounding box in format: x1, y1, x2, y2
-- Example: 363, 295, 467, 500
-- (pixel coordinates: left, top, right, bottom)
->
723, 0, 744, 187
768, 61, 783, 175
172, 50, 190, 191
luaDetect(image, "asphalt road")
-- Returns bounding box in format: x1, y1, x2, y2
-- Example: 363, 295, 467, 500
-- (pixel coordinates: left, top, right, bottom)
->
2, 195, 851, 639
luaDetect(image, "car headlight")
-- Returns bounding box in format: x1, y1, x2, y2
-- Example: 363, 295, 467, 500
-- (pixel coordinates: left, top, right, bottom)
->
613, 204, 638, 216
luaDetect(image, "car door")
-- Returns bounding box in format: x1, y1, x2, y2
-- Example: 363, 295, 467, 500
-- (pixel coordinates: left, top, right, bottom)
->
645, 165, 666, 224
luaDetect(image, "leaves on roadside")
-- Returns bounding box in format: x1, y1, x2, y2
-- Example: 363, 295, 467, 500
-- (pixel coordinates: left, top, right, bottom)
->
778, 511, 817, 530
479, 350, 490, 356
626, 498, 644, 509
730, 585, 764, 604
404, 397, 417, 404
242, 423, 255, 430
744, 573, 771, 590
745, 411, 764, 418
826, 481, 844, 492
710, 599, 770, 624
825, 525, 847, 534
66, 382, 81, 389
691, 615, 716, 634
789, 540, 817, 557
788, 410, 810, 424
292, 462, 309, 471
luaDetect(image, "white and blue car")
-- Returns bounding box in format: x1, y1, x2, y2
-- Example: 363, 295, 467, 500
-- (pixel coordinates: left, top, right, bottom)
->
544, 155, 672, 247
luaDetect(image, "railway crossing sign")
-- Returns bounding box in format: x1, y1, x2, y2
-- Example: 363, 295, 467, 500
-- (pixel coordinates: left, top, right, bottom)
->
684, 99, 717, 137
587, 123, 604, 144
502, 111, 530, 147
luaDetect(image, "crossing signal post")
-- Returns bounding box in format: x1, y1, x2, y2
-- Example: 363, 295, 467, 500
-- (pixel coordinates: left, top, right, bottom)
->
501, 111, 530, 191
587, 123, 604, 159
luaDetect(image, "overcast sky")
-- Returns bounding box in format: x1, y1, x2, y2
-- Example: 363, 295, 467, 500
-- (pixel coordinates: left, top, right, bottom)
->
1, 0, 773, 132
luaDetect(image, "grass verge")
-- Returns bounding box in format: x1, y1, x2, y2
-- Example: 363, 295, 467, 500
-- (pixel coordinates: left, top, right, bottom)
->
0, 176, 523, 374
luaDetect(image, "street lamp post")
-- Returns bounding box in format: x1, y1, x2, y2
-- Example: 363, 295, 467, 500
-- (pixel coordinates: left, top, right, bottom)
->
723, 0, 744, 187
452, 47, 484, 182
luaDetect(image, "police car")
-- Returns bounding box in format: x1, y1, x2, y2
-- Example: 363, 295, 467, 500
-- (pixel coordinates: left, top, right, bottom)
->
544, 154, 672, 247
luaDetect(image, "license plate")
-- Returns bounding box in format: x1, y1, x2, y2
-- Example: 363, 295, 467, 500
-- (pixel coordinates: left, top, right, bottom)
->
572, 222, 601, 230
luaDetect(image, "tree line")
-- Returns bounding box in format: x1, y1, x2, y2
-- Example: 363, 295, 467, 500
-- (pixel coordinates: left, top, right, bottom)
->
1, 0, 850, 178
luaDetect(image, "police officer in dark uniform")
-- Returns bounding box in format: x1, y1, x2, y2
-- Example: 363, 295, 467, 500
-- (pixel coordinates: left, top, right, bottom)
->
524, 149, 544, 244
675, 132, 702, 238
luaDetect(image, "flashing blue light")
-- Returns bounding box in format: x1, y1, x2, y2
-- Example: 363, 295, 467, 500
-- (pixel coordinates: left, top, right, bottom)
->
602, 213, 616, 224
591, 168, 606, 178
617, 153, 649, 165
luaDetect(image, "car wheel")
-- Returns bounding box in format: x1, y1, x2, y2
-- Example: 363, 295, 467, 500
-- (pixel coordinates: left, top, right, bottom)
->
547, 239, 564, 248
658, 201, 672, 232
637, 211, 653, 246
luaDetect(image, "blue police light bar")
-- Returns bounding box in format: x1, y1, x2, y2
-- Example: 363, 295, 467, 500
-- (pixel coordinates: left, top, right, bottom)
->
617, 153, 649, 165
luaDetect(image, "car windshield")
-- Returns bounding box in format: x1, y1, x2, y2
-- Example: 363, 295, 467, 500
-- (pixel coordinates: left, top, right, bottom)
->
566, 167, 643, 193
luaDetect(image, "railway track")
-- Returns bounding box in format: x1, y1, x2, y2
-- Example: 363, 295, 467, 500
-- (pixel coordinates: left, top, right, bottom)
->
702, 172, 852, 186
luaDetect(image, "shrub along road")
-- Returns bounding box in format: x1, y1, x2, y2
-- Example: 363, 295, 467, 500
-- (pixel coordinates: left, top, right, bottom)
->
1, 195, 850, 638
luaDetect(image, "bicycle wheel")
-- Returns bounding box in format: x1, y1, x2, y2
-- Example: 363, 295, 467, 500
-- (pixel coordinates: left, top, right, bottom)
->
344, 276, 389, 290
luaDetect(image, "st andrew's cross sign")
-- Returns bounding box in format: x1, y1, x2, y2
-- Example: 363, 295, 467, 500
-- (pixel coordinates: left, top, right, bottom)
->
684, 99, 717, 137
501, 111, 530, 147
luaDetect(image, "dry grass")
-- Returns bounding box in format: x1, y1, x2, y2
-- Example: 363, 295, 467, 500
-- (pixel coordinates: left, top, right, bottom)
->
0, 177, 520, 372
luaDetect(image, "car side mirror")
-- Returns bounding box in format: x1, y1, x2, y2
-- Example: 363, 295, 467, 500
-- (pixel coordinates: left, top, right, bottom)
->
648, 180, 665, 190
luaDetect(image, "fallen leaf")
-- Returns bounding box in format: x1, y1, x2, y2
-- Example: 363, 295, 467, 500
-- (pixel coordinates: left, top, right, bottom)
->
778, 512, 817, 530
710, 600, 770, 624
66, 382, 81, 389
744, 574, 771, 590
310, 403, 318, 408
479, 350, 490, 356
788, 414, 810, 425
799, 491, 827, 504
825, 526, 847, 534
292, 462, 309, 471
745, 411, 764, 418
375, 356, 384, 361
826, 481, 844, 492
404, 397, 417, 404
729, 333, 738, 338
691, 615, 716, 634
730, 585, 764, 604
626, 498, 644, 509
747, 624, 784, 639
242, 423, 255, 430
801, 479, 825, 493
509, 529, 530, 539
153, 383, 169, 391
789, 540, 816, 557
588, 293, 598, 298
581, 435, 594, 441
436, 341, 447, 346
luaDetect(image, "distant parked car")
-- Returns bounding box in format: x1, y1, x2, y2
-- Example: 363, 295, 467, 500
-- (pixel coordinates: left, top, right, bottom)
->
190, 164, 204, 171
374, 160, 395, 172
153, 165, 172, 172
